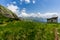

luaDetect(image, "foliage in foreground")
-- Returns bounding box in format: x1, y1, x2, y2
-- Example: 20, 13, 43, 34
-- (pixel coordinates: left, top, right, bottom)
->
0, 21, 60, 40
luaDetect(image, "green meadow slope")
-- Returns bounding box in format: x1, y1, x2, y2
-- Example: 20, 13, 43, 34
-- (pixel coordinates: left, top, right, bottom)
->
0, 21, 59, 40
0, 5, 60, 40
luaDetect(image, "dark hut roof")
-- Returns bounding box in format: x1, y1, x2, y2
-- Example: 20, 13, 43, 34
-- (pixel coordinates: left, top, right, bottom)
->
47, 16, 58, 20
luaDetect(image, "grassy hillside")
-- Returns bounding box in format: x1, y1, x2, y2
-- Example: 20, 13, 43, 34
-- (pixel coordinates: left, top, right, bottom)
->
0, 5, 19, 23
0, 5, 18, 18
0, 21, 59, 40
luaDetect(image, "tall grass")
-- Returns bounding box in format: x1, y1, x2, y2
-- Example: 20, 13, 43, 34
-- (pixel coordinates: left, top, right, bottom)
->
0, 21, 59, 40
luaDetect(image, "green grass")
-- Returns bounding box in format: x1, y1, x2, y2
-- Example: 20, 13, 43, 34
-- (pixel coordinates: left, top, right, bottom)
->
0, 21, 59, 40
0, 4, 60, 40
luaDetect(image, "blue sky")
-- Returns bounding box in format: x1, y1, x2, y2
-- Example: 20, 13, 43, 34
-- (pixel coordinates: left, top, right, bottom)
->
1, 0, 60, 13
0, 0, 60, 21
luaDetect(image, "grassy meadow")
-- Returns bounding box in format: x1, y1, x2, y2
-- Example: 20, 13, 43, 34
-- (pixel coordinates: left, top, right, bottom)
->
0, 21, 59, 40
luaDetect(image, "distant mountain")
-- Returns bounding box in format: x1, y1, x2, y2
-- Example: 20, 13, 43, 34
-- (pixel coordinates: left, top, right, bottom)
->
20, 17, 47, 22
0, 5, 19, 23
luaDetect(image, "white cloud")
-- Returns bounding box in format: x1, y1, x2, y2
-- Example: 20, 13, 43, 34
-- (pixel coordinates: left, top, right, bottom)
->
7, 4, 19, 13
40, 13, 58, 18
33, 0, 35, 4
25, 0, 30, 3
7, 4, 20, 16
7, 4, 59, 19
19, 8, 29, 17
6, 3, 60, 22
19, 9, 59, 19
20, 0, 36, 4
13, 1, 16, 4
20, 0, 30, 3
6, 3, 59, 19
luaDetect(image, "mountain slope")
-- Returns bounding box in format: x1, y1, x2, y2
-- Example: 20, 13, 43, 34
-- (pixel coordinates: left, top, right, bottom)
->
0, 5, 19, 23
0, 5, 19, 18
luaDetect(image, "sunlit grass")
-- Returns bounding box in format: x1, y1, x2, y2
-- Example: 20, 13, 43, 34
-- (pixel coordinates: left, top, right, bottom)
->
0, 21, 59, 40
